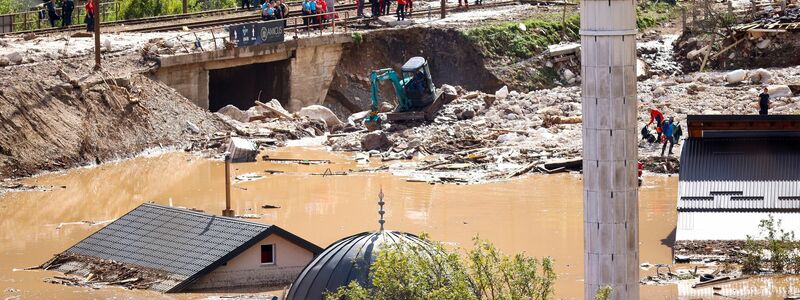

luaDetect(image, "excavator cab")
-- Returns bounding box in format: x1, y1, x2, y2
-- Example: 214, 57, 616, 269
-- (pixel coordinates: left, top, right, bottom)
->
398, 57, 436, 111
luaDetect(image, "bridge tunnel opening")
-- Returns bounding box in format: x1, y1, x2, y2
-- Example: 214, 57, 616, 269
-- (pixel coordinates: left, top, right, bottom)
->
208, 60, 290, 112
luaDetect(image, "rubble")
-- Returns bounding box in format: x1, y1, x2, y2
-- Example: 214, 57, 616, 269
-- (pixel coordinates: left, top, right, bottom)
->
227, 137, 258, 163
217, 105, 250, 123
361, 131, 392, 151
41, 253, 172, 291
724, 69, 747, 84
298, 105, 343, 128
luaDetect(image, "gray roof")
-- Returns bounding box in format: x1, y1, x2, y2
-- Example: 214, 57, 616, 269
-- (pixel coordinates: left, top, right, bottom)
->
286, 230, 434, 300
678, 138, 800, 212
61, 203, 322, 292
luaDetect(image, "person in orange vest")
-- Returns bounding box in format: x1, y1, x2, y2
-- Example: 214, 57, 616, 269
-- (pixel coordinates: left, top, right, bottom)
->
396, 0, 407, 20
84, 0, 96, 32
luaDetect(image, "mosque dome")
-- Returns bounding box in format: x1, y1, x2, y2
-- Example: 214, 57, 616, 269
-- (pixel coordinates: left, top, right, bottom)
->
285, 230, 434, 300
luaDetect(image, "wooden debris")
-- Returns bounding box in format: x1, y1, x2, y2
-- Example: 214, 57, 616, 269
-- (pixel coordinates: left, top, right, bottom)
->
262, 157, 331, 165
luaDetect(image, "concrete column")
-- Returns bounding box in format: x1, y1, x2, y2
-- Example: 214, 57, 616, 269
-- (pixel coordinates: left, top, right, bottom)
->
580, 0, 638, 299
288, 44, 344, 111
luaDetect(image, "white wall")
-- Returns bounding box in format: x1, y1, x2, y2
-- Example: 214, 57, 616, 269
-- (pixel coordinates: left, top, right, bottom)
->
188, 233, 315, 291
677, 212, 800, 241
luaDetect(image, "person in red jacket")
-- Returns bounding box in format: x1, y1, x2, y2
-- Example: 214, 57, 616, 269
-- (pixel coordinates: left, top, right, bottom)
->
396, 0, 407, 20
647, 108, 665, 141
316, 0, 327, 28
85, 0, 96, 32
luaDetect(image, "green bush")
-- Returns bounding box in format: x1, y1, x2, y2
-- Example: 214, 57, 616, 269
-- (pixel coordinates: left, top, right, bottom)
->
466, 15, 580, 59
117, 0, 237, 19
325, 235, 557, 300
742, 215, 799, 274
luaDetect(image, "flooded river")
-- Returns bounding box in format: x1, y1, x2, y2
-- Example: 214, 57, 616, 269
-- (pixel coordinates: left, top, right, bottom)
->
0, 147, 796, 299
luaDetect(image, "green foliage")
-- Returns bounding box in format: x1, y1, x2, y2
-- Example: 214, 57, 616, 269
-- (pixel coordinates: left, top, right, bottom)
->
742, 215, 800, 274
594, 286, 612, 300
0, 0, 18, 14
636, 2, 678, 30
325, 235, 557, 300
466, 14, 580, 59
351, 32, 363, 45
117, 0, 236, 19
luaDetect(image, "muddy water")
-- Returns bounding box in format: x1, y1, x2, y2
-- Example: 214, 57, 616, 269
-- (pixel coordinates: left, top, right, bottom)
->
0, 147, 793, 299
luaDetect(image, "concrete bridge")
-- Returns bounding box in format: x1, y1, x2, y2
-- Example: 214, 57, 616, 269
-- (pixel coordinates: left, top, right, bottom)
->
155, 33, 352, 112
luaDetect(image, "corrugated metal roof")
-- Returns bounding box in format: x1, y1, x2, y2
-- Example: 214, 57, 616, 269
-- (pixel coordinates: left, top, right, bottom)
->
677, 138, 800, 212
286, 231, 435, 300
60, 203, 321, 292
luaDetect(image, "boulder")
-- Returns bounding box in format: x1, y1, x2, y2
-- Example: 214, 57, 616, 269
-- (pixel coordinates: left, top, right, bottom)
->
756, 39, 771, 49
22, 33, 36, 41
724, 69, 747, 84
298, 105, 342, 128
653, 86, 666, 97
6, 52, 22, 65
361, 130, 391, 151
0, 56, 9, 67
767, 85, 793, 98
217, 105, 250, 123
441, 84, 458, 103
347, 111, 370, 126
379, 102, 395, 113
562, 69, 576, 81
457, 109, 475, 120
748, 69, 772, 84
227, 137, 258, 163
494, 86, 509, 100
636, 59, 650, 79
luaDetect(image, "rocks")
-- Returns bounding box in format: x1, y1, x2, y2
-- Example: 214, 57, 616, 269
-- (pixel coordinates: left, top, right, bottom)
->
653, 86, 667, 97
360, 130, 391, 151
6, 52, 23, 65
22, 33, 37, 41
562, 69, 576, 81
756, 38, 771, 49
636, 58, 650, 79
227, 137, 258, 162
379, 102, 395, 113
724, 69, 747, 84
0, 56, 9, 67
494, 86, 509, 100
767, 85, 793, 98
456, 108, 475, 120
748, 68, 772, 84
217, 105, 250, 123
298, 105, 342, 128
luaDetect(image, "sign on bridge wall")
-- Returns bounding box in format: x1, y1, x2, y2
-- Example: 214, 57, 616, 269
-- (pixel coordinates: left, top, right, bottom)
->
229, 21, 284, 47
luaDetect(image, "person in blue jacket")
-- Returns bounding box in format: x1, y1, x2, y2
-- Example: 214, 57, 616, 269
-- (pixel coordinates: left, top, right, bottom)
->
661, 117, 676, 157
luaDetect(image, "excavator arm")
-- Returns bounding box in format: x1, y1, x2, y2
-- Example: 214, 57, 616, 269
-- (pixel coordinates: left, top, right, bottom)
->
369, 68, 408, 113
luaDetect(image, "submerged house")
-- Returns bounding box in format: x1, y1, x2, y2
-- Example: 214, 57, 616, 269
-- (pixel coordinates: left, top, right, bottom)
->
51, 203, 322, 292
676, 115, 800, 244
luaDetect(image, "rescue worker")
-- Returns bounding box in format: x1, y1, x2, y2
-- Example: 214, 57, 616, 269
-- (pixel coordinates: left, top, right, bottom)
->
647, 108, 664, 141
84, 0, 95, 32
46, 0, 60, 28
661, 118, 676, 157
396, 0, 406, 20
758, 87, 770, 115
62, 0, 75, 27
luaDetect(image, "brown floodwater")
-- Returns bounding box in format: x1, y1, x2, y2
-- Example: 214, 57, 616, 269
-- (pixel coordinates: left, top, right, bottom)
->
0, 147, 796, 299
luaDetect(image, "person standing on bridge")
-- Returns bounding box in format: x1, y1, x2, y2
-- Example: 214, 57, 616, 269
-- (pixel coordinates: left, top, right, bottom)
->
46, 0, 61, 28
61, 0, 75, 28
278, 0, 288, 27
241, 0, 251, 10
371, 0, 380, 17
382, 0, 392, 17
357, 0, 364, 17
84, 0, 95, 32
396, 0, 406, 20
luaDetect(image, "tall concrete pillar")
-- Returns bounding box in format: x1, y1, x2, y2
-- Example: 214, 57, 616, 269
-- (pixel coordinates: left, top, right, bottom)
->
580, 0, 639, 299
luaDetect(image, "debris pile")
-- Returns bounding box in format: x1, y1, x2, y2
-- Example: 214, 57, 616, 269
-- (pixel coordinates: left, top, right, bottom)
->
213, 100, 329, 148
40, 253, 173, 290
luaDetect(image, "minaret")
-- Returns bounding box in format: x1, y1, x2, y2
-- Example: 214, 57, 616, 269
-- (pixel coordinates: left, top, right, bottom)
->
580, 0, 639, 299
378, 189, 385, 232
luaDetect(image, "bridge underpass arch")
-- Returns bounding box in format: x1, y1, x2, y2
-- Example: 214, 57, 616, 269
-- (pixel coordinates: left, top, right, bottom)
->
208, 60, 291, 112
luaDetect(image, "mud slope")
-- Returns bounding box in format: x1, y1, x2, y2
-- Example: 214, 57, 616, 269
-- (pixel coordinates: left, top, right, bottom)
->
326, 27, 504, 116
0, 65, 229, 178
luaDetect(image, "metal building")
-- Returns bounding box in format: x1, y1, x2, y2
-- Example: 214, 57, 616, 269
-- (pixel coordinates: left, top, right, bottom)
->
676, 115, 800, 241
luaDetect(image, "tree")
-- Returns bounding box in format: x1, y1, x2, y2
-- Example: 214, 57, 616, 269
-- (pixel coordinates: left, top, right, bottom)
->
325, 235, 556, 300
0, 0, 18, 15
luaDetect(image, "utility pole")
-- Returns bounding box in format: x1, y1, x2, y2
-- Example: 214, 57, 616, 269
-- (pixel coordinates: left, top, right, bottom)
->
183, 0, 188, 14
440, 0, 446, 19
580, 0, 638, 298
93, 0, 101, 70
222, 153, 235, 217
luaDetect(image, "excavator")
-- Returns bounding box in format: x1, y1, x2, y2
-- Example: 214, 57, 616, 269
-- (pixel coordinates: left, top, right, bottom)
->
364, 57, 445, 130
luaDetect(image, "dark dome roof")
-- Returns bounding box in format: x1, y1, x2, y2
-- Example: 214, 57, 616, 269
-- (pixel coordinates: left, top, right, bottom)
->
286, 230, 433, 300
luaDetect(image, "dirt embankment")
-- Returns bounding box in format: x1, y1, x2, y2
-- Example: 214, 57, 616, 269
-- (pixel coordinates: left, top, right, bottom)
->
0, 57, 229, 178
325, 27, 505, 117
674, 31, 800, 72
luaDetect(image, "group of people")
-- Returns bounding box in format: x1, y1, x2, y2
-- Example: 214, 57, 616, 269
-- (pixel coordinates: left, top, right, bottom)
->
39, 0, 97, 32
357, 0, 413, 21
646, 108, 682, 157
